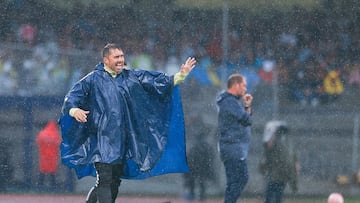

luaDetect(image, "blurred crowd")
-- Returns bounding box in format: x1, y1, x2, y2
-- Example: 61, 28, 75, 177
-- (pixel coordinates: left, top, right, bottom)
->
0, 1, 359, 107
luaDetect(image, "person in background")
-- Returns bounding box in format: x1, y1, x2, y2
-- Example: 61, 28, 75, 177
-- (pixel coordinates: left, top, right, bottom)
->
322, 70, 344, 103
36, 120, 61, 192
182, 117, 216, 201
216, 73, 253, 203
59, 43, 196, 203
259, 121, 299, 203
327, 192, 344, 203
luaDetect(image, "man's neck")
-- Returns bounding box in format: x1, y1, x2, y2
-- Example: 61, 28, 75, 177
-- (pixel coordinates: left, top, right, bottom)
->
104, 65, 119, 78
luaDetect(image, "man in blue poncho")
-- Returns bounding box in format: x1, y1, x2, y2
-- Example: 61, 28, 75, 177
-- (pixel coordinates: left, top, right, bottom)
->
58, 43, 196, 203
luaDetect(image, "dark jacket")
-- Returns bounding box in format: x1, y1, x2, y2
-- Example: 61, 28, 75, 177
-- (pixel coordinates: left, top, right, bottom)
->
59, 62, 188, 179
216, 91, 252, 161
259, 139, 298, 192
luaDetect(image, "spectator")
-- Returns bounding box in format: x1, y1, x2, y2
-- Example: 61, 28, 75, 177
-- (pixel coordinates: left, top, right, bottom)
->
17, 23, 37, 45
288, 60, 308, 106
0, 50, 17, 95
348, 65, 360, 86
323, 70, 344, 103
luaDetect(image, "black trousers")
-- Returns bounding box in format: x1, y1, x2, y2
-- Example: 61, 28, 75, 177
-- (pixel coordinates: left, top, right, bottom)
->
86, 163, 123, 203
264, 181, 285, 203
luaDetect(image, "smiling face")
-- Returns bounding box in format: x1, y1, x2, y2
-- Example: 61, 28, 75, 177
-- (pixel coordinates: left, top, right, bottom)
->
103, 48, 125, 73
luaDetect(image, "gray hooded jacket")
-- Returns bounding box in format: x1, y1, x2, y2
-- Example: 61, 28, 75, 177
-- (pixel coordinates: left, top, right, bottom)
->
216, 91, 252, 161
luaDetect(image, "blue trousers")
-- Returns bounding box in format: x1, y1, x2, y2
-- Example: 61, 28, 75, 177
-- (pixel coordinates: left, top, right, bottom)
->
223, 159, 249, 203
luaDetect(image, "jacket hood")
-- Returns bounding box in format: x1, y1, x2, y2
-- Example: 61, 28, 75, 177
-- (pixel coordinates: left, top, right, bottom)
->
216, 91, 240, 104
94, 62, 104, 71
263, 120, 288, 143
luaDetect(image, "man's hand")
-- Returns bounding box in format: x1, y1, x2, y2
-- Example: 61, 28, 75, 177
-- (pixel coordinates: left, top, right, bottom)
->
73, 109, 90, 123
243, 93, 253, 107
180, 57, 197, 74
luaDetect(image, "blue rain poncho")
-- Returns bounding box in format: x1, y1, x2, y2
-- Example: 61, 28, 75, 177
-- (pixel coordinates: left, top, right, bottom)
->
59, 63, 188, 179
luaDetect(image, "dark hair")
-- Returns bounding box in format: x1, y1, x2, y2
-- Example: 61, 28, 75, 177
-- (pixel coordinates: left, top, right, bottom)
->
227, 73, 244, 89
102, 43, 123, 58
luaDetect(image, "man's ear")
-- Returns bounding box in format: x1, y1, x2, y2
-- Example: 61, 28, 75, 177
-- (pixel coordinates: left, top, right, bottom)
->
103, 57, 108, 64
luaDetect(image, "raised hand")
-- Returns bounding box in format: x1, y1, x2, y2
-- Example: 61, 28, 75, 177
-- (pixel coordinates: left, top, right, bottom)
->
180, 57, 197, 75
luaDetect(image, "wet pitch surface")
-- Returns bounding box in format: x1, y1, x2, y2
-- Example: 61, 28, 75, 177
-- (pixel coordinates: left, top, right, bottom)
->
0, 194, 264, 203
